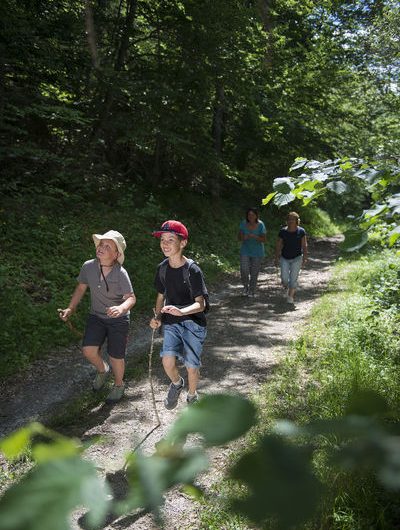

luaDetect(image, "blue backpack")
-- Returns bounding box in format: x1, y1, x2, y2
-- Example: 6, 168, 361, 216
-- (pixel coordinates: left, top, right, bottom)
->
158, 258, 210, 313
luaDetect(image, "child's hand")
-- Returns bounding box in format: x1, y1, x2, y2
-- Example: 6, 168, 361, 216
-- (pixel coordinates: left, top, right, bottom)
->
107, 305, 124, 318
58, 308, 72, 321
149, 317, 162, 329
161, 305, 183, 316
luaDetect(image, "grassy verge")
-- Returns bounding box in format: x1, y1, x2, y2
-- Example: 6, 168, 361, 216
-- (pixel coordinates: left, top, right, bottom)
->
199, 247, 400, 529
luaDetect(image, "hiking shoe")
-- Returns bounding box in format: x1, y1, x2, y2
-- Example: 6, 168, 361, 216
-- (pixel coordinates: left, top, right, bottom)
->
164, 377, 184, 410
105, 383, 125, 404
287, 296, 295, 304
186, 392, 199, 405
242, 288, 249, 297
92, 362, 110, 390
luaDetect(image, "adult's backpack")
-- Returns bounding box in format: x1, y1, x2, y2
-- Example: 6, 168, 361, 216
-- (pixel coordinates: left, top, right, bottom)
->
158, 258, 210, 313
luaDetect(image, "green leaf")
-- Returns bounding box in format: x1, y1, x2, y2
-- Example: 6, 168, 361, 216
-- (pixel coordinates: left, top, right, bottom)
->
273, 192, 296, 207
388, 226, 400, 247
363, 204, 387, 219
340, 229, 369, 252
326, 180, 348, 194
340, 161, 353, 171
0, 457, 110, 530
32, 438, 81, 463
296, 179, 319, 192
230, 436, 322, 527
122, 448, 208, 518
165, 394, 257, 446
0, 427, 32, 461
289, 158, 307, 172
388, 194, 400, 215
262, 191, 276, 206
305, 160, 321, 170
273, 177, 294, 194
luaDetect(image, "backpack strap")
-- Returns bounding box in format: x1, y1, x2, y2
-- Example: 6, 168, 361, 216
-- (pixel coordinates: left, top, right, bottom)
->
183, 259, 195, 300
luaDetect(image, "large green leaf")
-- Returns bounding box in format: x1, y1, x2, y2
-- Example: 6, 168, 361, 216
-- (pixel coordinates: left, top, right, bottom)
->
122, 448, 208, 518
261, 191, 276, 206
273, 192, 296, 207
273, 177, 295, 194
388, 194, 400, 215
230, 436, 322, 527
340, 229, 369, 252
326, 180, 348, 194
165, 394, 257, 446
0, 457, 110, 530
388, 226, 400, 247
289, 158, 307, 171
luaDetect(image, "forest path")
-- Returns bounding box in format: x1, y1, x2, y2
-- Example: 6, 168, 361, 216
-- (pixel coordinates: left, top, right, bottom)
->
0, 236, 341, 529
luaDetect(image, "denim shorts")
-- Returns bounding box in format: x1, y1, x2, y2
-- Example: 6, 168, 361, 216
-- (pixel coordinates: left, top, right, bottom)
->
160, 320, 207, 369
82, 313, 129, 359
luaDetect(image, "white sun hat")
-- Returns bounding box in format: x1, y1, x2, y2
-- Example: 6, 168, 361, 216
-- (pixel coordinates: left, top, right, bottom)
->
92, 230, 126, 264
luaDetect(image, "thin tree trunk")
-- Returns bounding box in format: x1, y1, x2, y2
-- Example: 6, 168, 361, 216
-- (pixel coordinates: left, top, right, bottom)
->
210, 81, 226, 199
91, 0, 138, 139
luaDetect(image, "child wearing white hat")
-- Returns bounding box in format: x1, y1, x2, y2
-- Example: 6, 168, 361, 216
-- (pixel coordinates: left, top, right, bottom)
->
59, 230, 136, 403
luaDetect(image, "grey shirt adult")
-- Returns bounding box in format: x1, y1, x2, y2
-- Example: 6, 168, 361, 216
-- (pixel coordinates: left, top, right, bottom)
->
78, 259, 134, 319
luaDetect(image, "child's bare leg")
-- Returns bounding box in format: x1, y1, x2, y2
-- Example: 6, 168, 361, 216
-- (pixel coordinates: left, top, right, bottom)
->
162, 355, 181, 384
288, 288, 296, 299
83, 346, 107, 372
108, 356, 125, 386
187, 367, 199, 395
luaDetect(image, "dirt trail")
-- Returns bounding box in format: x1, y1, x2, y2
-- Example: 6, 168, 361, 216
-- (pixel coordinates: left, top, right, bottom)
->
0, 237, 341, 529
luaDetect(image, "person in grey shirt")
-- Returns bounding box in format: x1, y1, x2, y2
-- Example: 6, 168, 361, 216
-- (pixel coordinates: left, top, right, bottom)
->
59, 230, 136, 403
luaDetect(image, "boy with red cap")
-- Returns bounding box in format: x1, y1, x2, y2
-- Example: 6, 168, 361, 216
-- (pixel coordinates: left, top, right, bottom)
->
59, 230, 136, 404
150, 220, 207, 409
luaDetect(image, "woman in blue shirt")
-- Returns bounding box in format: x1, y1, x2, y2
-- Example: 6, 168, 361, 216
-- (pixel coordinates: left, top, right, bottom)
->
238, 207, 267, 297
274, 211, 308, 305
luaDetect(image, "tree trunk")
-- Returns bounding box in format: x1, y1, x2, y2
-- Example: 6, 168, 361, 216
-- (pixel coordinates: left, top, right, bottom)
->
91, 0, 138, 139
210, 81, 226, 200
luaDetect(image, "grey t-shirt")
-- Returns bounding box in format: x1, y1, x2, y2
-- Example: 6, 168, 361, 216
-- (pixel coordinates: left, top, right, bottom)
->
78, 259, 134, 319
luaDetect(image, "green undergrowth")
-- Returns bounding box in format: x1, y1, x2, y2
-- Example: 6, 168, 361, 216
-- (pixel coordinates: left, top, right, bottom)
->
199, 248, 400, 529
0, 186, 336, 380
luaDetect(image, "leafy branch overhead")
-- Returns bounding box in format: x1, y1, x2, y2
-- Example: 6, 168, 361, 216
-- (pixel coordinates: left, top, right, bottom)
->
263, 157, 400, 251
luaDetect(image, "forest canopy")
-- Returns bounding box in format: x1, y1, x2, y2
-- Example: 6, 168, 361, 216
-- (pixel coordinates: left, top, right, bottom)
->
1, 0, 399, 200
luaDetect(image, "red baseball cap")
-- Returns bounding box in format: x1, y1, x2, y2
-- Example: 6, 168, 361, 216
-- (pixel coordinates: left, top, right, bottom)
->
152, 220, 189, 240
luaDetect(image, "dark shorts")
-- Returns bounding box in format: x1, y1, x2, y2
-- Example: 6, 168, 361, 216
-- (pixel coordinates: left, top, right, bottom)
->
82, 314, 129, 359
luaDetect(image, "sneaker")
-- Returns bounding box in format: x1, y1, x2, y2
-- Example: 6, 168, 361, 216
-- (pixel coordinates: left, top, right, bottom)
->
105, 383, 125, 404
92, 362, 110, 390
248, 292, 256, 298
164, 377, 184, 410
242, 288, 249, 297
186, 392, 199, 405
287, 296, 295, 304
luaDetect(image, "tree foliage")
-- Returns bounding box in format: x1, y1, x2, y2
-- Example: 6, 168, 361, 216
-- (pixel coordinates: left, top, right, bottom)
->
1, 0, 398, 197
263, 156, 400, 250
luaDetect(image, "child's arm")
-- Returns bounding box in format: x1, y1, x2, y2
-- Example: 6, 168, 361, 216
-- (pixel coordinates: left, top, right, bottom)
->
59, 283, 88, 321
161, 295, 205, 317
106, 292, 136, 318
150, 292, 165, 329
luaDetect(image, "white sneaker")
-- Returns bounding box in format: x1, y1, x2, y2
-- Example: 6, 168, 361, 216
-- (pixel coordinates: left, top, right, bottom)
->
287, 296, 295, 304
